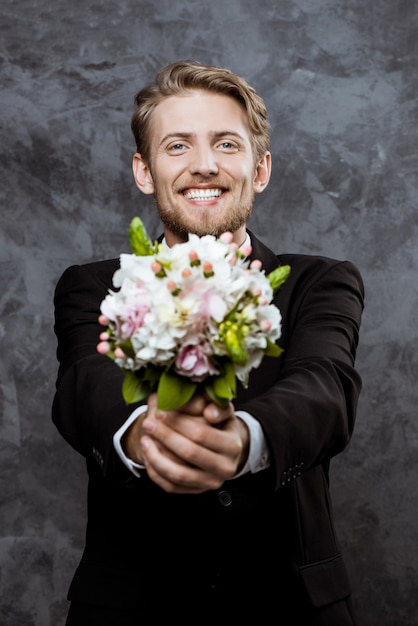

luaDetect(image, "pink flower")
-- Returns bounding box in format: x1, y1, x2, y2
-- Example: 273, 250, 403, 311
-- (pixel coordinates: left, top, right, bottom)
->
117, 290, 151, 338
119, 308, 148, 337
199, 289, 227, 323
174, 340, 219, 381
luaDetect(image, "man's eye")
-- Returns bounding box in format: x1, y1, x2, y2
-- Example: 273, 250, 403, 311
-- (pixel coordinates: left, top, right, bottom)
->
169, 143, 185, 152
219, 141, 237, 150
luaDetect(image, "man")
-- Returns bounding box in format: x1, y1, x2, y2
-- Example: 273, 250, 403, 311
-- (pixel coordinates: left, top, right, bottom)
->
52, 60, 364, 624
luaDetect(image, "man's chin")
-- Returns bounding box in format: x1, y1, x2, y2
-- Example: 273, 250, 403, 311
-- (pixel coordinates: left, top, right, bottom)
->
160, 216, 220, 239
158, 205, 250, 239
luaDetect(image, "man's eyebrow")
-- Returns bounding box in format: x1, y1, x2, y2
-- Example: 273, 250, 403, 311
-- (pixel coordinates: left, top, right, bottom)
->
211, 130, 246, 141
159, 132, 193, 146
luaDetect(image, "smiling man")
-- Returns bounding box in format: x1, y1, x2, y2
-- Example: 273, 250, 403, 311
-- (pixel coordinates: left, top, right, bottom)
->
132, 88, 270, 246
52, 60, 364, 625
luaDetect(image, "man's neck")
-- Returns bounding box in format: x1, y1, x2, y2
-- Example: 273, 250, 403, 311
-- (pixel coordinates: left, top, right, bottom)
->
162, 230, 251, 252
163, 225, 248, 249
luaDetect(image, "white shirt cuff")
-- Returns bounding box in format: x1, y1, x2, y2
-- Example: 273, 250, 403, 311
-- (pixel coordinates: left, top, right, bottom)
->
113, 406, 147, 477
233, 410, 270, 478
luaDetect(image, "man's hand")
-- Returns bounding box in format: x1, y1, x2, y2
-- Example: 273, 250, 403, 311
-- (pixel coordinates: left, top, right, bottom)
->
122, 393, 249, 493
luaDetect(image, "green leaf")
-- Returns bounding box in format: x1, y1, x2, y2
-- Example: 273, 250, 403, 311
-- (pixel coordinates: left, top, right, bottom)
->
264, 338, 284, 357
121, 365, 162, 404
214, 361, 236, 398
128, 216, 155, 256
267, 264, 291, 292
122, 370, 152, 404
204, 361, 236, 408
204, 385, 230, 408
116, 339, 136, 360
157, 368, 197, 410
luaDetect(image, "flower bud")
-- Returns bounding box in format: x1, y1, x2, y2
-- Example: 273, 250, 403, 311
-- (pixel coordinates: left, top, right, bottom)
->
220, 232, 233, 244
97, 341, 110, 354
203, 261, 214, 278
166, 280, 177, 293
250, 259, 262, 271
241, 244, 252, 257
260, 319, 272, 331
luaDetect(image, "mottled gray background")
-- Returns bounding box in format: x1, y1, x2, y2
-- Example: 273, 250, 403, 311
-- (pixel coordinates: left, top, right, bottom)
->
1, 0, 417, 624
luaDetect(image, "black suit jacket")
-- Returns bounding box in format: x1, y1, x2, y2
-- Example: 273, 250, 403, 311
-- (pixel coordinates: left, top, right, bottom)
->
52, 231, 364, 622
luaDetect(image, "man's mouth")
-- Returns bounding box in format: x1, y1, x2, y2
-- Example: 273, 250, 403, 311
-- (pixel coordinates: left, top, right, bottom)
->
182, 188, 223, 200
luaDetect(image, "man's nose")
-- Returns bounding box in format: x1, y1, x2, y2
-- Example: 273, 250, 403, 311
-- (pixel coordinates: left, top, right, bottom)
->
188, 145, 219, 176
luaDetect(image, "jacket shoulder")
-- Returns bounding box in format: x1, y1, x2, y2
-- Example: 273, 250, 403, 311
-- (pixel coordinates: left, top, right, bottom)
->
56, 257, 120, 291
248, 232, 362, 281
278, 252, 358, 270
277, 253, 364, 292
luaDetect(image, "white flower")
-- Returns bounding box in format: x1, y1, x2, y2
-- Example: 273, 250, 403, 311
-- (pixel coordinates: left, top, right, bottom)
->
97, 218, 290, 409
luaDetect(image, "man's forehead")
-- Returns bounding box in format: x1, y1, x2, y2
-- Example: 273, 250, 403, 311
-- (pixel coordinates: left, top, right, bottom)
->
151, 90, 250, 134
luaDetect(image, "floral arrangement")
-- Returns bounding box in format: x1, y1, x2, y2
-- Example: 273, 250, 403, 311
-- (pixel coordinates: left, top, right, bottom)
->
97, 217, 290, 410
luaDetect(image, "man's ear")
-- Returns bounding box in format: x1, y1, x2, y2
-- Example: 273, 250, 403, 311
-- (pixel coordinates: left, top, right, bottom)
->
253, 151, 271, 193
132, 153, 155, 195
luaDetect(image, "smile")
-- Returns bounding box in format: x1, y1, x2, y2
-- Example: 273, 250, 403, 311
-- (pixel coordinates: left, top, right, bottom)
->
183, 188, 223, 200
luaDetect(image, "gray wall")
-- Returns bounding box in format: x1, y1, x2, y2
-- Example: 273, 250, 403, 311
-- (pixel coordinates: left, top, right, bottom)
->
1, 1, 417, 624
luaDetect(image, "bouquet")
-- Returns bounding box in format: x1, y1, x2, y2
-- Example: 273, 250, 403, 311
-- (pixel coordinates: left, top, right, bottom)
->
97, 217, 290, 410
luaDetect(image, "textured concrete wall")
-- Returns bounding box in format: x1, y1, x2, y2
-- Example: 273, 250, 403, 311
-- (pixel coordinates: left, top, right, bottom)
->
1, 1, 417, 624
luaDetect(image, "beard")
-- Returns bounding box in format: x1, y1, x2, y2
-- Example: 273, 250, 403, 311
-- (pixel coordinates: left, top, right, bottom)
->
153, 190, 255, 241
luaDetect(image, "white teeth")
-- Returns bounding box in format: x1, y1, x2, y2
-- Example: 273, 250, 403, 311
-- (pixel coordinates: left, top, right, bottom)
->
184, 189, 223, 200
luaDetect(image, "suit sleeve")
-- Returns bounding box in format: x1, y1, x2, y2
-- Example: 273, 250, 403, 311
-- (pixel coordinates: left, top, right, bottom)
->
235, 257, 365, 492
51, 262, 141, 478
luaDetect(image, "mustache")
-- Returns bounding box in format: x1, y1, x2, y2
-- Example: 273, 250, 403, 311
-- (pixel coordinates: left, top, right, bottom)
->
176, 178, 229, 190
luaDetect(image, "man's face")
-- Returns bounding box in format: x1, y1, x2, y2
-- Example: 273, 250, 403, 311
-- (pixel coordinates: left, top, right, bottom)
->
133, 90, 270, 244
